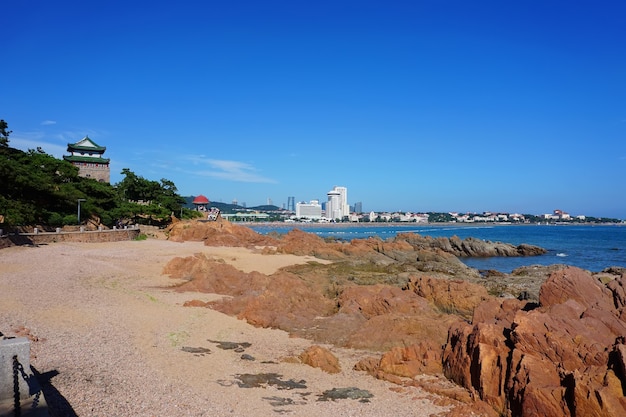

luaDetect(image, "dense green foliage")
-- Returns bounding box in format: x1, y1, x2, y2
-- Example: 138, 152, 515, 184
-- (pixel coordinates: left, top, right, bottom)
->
0, 121, 200, 228
0, 120, 11, 147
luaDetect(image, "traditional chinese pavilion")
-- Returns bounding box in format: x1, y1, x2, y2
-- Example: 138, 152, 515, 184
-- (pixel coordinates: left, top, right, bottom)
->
192, 195, 210, 211
63, 136, 110, 183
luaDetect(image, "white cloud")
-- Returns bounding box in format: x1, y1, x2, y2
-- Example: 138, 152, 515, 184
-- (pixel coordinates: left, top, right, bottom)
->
10, 134, 66, 158
41, 120, 57, 126
186, 156, 276, 183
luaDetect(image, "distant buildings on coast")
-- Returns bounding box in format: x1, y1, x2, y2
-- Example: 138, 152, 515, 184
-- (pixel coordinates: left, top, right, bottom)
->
194, 185, 622, 224
289, 207, 616, 224
290, 188, 616, 223
295, 186, 350, 221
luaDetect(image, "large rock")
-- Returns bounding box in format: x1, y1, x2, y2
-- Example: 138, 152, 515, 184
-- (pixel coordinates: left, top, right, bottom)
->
442, 267, 626, 417
396, 232, 547, 258
165, 254, 336, 330
405, 275, 492, 317
167, 218, 276, 247
276, 228, 345, 260
298, 345, 341, 374
355, 341, 443, 378
291, 283, 461, 351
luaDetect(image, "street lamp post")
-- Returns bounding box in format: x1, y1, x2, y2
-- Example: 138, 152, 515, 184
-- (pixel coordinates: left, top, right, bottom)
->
77, 199, 86, 224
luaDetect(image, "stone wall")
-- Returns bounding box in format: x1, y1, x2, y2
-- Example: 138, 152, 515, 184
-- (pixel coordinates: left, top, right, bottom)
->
79, 163, 110, 183
0, 227, 141, 246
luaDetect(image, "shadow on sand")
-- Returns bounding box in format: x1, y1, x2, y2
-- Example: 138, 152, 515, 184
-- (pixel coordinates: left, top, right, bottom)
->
31, 368, 77, 417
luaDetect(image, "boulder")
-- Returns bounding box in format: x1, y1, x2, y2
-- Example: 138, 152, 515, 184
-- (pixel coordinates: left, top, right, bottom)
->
371, 341, 443, 377
298, 345, 341, 374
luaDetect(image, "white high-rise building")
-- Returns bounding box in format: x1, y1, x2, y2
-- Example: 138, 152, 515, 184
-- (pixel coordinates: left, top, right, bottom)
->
326, 186, 349, 220
335, 186, 349, 217
296, 200, 322, 219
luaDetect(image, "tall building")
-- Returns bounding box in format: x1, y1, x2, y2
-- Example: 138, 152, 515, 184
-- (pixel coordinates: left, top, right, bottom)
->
334, 186, 349, 217
296, 200, 322, 219
287, 196, 295, 212
354, 202, 362, 213
326, 186, 349, 220
63, 136, 110, 183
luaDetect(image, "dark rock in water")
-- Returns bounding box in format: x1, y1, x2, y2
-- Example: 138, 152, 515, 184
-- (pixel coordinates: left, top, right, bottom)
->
317, 387, 373, 402
395, 232, 547, 258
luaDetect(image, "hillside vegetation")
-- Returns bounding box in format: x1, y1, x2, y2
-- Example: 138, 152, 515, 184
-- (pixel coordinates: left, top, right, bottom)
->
0, 120, 200, 229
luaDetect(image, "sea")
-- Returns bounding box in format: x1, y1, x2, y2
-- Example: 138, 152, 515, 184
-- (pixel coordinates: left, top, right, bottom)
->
247, 223, 626, 273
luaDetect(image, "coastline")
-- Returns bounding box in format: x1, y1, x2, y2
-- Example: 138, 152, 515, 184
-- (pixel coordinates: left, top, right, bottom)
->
243, 221, 625, 229
0, 239, 449, 417
244, 221, 626, 272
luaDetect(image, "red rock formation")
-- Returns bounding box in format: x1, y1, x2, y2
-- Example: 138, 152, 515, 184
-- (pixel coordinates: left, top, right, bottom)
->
356, 342, 443, 378
331, 284, 461, 350
442, 267, 626, 417
298, 345, 341, 374
406, 275, 492, 317
167, 217, 276, 247
276, 228, 346, 259
166, 254, 336, 330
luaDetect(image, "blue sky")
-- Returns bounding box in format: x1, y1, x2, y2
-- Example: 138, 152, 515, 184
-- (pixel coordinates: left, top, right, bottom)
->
3, 1, 626, 218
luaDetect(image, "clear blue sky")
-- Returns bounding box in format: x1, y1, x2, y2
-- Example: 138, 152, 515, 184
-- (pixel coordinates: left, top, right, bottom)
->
3, 1, 626, 218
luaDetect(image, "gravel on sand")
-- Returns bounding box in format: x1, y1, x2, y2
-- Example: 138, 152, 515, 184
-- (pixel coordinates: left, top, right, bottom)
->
0, 240, 450, 416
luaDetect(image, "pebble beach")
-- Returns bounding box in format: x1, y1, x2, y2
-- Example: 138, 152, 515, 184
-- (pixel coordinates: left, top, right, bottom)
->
0, 239, 450, 416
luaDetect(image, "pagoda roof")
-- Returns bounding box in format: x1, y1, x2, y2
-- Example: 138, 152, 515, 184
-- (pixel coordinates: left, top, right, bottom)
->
63, 155, 110, 164
67, 136, 106, 152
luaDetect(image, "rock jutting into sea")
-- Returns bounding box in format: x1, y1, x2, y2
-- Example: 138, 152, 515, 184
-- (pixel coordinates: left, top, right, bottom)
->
164, 218, 626, 417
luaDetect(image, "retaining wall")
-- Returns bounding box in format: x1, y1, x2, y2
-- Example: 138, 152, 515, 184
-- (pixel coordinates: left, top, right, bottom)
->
0, 227, 141, 246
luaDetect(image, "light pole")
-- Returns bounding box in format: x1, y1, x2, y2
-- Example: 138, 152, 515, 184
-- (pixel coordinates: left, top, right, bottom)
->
77, 199, 86, 224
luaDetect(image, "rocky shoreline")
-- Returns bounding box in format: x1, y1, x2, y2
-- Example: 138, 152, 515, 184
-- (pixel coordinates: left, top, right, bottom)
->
2, 218, 625, 416
164, 218, 626, 416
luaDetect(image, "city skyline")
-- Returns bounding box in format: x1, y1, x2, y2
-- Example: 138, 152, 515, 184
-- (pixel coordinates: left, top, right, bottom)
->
209, 191, 618, 221
4, 1, 625, 219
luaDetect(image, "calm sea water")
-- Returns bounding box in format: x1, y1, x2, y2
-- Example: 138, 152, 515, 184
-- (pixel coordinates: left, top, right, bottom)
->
247, 223, 626, 273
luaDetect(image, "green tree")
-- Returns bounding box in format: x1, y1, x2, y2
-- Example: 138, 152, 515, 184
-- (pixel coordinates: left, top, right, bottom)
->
0, 119, 11, 147
0, 132, 191, 228
114, 168, 189, 225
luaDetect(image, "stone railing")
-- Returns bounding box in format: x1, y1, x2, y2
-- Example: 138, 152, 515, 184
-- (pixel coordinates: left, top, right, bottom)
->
0, 225, 141, 246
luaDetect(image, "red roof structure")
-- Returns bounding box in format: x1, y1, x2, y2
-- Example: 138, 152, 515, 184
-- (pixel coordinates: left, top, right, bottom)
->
192, 195, 210, 205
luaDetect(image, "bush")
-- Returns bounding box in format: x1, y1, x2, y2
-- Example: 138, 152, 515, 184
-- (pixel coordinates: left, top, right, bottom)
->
48, 212, 64, 226
63, 214, 78, 225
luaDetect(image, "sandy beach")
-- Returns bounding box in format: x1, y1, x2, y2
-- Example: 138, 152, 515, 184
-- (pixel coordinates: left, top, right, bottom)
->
0, 239, 450, 416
